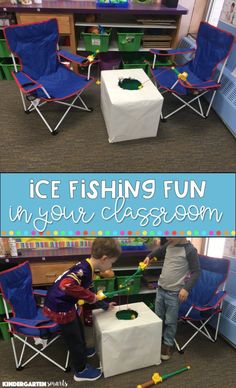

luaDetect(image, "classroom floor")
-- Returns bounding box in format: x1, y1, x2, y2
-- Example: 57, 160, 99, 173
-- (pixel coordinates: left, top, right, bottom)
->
0, 81, 236, 172
0, 322, 235, 388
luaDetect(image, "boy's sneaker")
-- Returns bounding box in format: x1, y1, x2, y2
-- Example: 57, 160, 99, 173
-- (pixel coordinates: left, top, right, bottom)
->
74, 364, 102, 382
161, 344, 174, 361
86, 347, 96, 358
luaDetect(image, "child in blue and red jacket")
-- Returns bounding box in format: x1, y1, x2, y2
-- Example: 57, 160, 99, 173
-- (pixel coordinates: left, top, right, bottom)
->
43, 238, 121, 382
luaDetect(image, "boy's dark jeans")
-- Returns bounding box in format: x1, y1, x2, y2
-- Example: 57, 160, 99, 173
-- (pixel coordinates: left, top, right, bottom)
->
59, 314, 86, 372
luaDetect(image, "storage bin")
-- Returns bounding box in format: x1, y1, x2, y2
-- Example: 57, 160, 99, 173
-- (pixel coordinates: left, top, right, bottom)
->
116, 275, 142, 295
117, 31, 143, 51
144, 52, 172, 77
132, 0, 154, 4
0, 294, 11, 314
0, 35, 10, 57
100, 52, 122, 70
145, 51, 172, 66
122, 52, 149, 74
81, 30, 111, 52
155, 57, 173, 66
93, 277, 115, 293
121, 241, 147, 251
96, 0, 129, 8
0, 60, 5, 80
0, 322, 10, 341
145, 299, 155, 311
0, 58, 20, 80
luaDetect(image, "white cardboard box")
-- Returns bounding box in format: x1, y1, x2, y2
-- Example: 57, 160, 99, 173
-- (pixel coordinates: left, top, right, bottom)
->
93, 302, 162, 377
101, 69, 163, 143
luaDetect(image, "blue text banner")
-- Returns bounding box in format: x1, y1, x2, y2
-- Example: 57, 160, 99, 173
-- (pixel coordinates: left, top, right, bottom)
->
0, 173, 235, 237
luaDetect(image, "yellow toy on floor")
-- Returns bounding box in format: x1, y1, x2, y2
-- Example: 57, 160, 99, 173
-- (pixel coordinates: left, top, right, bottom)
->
137, 366, 191, 387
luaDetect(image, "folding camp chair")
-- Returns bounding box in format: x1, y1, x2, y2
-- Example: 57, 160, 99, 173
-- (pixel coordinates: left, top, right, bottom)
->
4, 19, 97, 134
0, 261, 69, 371
150, 22, 235, 120
175, 255, 230, 353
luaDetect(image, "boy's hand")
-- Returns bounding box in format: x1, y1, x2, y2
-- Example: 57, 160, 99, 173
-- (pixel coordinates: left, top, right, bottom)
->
178, 288, 189, 303
143, 257, 150, 266
108, 302, 117, 310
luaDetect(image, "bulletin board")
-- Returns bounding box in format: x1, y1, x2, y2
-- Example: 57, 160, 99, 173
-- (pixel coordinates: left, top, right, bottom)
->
220, 0, 236, 26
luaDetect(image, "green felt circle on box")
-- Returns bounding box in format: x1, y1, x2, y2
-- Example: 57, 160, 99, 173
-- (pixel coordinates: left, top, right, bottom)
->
116, 309, 138, 320
118, 78, 142, 90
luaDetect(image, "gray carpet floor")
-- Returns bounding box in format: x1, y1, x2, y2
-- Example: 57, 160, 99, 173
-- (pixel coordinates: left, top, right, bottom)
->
0, 81, 235, 172
0, 322, 235, 388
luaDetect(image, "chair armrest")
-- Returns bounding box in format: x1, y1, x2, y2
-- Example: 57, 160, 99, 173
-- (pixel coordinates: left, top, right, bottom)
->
193, 291, 226, 311
5, 317, 57, 329
58, 50, 99, 66
204, 290, 226, 309
33, 289, 47, 297
179, 78, 221, 90
13, 71, 42, 94
150, 48, 196, 56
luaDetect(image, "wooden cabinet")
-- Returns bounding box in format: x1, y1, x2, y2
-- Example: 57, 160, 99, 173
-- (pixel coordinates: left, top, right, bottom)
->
30, 260, 77, 285
0, 2, 187, 55
0, 248, 90, 285
16, 12, 76, 54
76, 14, 182, 52
0, 246, 161, 294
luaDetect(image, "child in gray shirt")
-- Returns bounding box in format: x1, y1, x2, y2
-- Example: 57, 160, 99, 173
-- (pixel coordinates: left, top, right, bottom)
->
144, 238, 200, 360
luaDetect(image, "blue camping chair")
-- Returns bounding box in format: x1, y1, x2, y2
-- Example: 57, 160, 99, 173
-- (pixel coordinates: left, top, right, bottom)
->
175, 255, 230, 352
150, 22, 235, 120
4, 19, 97, 134
0, 262, 69, 371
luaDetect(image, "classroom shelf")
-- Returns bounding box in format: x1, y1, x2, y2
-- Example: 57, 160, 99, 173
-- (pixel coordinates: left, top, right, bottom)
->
75, 22, 177, 29
113, 265, 162, 271
139, 287, 157, 294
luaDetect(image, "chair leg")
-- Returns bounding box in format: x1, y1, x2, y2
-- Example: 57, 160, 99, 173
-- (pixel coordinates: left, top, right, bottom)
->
160, 111, 167, 122
178, 317, 216, 351
19, 89, 27, 112
65, 351, 70, 372
10, 337, 21, 370
18, 337, 28, 367
187, 319, 215, 342
55, 92, 93, 112
161, 90, 210, 119
11, 334, 68, 371
214, 311, 222, 341
21, 335, 59, 367
205, 90, 217, 118
53, 93, 87, 133
174, 339, 184, 354
26, 101, 47, 114
34, 105, 55, 134
197, 97, 204, 117
23, 92, 93, 134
